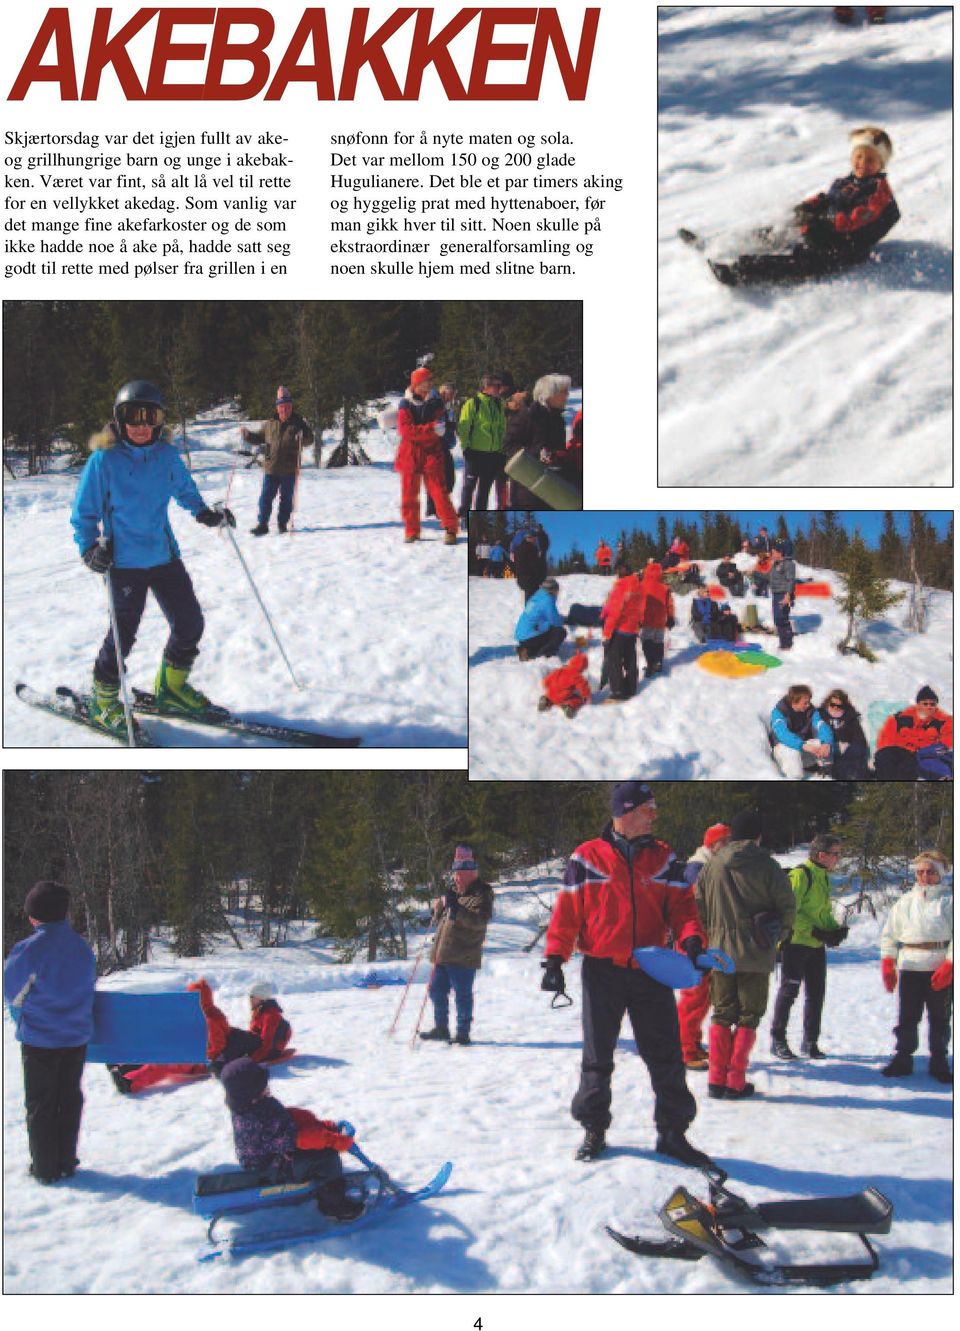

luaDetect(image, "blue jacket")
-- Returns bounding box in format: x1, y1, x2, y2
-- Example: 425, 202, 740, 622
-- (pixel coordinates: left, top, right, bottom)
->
3, 920, 97, 1048
515, 588, 564, 643
488, 544, 506, 563
770, 698, 832, 752
71, 426, 206, 568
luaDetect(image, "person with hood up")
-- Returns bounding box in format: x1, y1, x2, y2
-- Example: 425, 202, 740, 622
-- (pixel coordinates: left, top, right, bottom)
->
3, 882, 97, 1185
395, 368, 459, 545
875, 687, 953, 781
594, 539, 613, 574
419, 846, 495, 1046
677, 824, 732, 1071
540, 652, 592, 717
241, 385, 315, 536
696, 813, 797, 1098
600, 562, 643, 701
879, 851, 952, 1084
70, 380, 236, 738
638, 562, 675, 678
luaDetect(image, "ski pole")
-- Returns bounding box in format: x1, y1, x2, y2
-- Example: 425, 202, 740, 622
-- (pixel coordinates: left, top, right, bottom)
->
388, 926, 433, 1036
100, 539, 137, 748
409, 961, 439, 1049
223, 424, 243, 512
215, 504, 304, 691
289, 434, 303, 534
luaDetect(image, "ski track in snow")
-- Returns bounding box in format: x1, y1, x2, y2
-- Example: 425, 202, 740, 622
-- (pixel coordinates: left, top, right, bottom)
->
658, 6, 952, 485
2, 406, 467, 748
468, 560, 952, 779
2, 870, 952, 1293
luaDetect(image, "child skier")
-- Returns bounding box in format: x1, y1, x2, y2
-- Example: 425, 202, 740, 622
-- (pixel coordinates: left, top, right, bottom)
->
395, 368, 459, 545
697, 127, 900, 286
879, 851, 953, 1084
539, 652, 592, 717
108, 978, 292, 1095
219, 1056, 363, 1219
70, 380, 236, 738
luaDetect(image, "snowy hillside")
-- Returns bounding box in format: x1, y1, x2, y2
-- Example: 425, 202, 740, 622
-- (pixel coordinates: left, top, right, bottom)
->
2, 407, 466, 747
658, 6, 952, 486
468, 559, 952, 779
3, 865, 951, 1294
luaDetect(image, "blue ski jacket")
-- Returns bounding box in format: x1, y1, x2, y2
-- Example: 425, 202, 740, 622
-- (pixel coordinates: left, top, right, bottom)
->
769, 699, 832, 752
515, 588, 564, 643
3, 921, 97, 1048
71, 426, 207, 568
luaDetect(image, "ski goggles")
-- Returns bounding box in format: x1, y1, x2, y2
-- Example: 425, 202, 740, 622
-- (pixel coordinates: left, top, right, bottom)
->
118, 403, 165, 427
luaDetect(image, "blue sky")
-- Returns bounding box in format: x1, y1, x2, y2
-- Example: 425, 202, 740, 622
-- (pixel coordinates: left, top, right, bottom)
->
535, 511, 952, 560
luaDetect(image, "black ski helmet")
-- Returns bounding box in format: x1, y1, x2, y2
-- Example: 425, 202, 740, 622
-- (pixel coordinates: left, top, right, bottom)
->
114, 380, 166, 443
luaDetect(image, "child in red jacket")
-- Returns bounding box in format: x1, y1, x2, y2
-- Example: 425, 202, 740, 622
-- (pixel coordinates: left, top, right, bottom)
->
540, 652, 592, 717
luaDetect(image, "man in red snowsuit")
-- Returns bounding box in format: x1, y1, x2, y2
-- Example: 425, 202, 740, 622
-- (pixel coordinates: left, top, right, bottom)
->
540, 782, 714, 1169
395, 368, 459, 545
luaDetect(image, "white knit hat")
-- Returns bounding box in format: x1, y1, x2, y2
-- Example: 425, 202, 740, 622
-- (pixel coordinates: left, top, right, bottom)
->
849, 126, 893, 168
249, 981, 275, 1002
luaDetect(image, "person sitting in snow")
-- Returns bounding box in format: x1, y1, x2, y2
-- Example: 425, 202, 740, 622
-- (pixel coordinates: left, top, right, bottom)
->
219, 1057, 363, 1219
879, 850, 952, 1085
515, 579, 567, 661
751, 551, 773, 595
715, 555, 746, 598
690, 592, 720, 645
395, 367, 459, 546
662, 536, 690, 571
769, 685, 833, 779
108, 979, 292, 1095
817, 689, 871, 779
875, 687, 953, 781
708, 126, 900, 286
540, 652, 592, 717
70, 380, 236, 739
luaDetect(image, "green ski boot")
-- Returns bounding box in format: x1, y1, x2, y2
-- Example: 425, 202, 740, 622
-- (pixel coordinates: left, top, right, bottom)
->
154, 659, 226, 719
89, 677, 131, 740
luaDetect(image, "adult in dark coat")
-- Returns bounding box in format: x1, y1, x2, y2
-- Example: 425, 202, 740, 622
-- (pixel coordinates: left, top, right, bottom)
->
420, 846, 494, 1046
242, 385, 315, 535
514, 532, 548, 603
818, 689, 871, 778
504, 374, 572, 509
3, 883, 97, 1185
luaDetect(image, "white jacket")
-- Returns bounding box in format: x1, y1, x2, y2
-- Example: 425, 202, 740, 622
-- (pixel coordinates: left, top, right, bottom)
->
880, 880, 953, 972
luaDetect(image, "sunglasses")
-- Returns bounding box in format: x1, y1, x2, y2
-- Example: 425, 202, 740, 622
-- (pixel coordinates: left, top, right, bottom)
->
119, 404, 165, 427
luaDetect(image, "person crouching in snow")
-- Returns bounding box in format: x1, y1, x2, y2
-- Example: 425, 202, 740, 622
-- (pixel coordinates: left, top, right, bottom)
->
709, 126, 900, 286
70, 380, 236, 739
879, 851, 953, 1085
395, 368, 459, 545
540, 652, 592, 717
108, 978, 292, 1095
219, 1057, 363, 1219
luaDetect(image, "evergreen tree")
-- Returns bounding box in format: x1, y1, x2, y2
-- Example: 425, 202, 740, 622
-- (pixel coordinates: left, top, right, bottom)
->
836, 535, 904, 658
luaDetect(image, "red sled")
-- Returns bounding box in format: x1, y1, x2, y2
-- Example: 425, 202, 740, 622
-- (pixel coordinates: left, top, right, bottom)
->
795, 582, 831, 598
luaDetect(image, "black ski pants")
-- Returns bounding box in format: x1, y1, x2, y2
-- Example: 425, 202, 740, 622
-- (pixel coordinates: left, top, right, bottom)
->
21, 1043, 87, 1181
734, 245, 863, 285
604, 633, 638, 699
517, 626, 566, 659
894, 970, 952, 1057
572, 955, 696, 1134
771, 943, 827, 1045
94, 558, 204, 684
459, 449, 505, 514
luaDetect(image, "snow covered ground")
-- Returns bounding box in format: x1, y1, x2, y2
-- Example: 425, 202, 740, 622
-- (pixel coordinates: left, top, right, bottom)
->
468, 559, 953, 779
2, 861, 952, 1294
658, 6, 953, 486
2, 406, 466, 747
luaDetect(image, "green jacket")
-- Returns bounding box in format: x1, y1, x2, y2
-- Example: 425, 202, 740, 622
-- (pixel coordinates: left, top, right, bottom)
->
696, 840, 797, 973
787, 859, 842, 949
458, 392, 506, 455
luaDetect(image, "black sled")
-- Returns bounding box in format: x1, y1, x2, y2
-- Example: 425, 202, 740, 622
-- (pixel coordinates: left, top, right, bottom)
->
606, 1169, 893, 1288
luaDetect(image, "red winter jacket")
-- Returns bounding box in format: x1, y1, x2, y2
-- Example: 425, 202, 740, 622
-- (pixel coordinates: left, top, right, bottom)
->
595, 541, 612, 568
543, 653, 591, 708
602, 573, 644, 639
877, 706, 953, 754
395, 388, 448, 475
288, 1107, 355, 1152
249, 999, 292, 1062
546, 826, 704, 967
639, 564, 675, 630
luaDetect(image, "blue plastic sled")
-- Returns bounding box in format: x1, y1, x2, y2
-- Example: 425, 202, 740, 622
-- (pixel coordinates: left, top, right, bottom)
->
633, 947, 736, 989
86, 991, 207, 1063
352, 971, 406, 989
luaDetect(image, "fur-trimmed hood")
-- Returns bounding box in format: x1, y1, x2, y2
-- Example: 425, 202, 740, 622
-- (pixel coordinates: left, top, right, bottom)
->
88, 420, 173, 452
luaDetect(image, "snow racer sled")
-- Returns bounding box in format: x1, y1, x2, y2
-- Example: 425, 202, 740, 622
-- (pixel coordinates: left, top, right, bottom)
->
606, 1168, 893, 1287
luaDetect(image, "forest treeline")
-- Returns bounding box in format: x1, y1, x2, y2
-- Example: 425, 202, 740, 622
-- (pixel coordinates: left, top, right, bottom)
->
4, 773, 950, 970
2, 299, 582, 470
543, 511, 953, 593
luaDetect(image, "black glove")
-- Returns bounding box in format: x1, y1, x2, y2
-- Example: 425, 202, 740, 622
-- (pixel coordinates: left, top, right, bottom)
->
82, 541, 113, 574
681, 936, 704, 962
540, 956, 566, 993
666, 616, 675, 629
793, 195, 827, 224
442, 891, 458, 919
812, 925, 848, 947
196, 507, 236, 528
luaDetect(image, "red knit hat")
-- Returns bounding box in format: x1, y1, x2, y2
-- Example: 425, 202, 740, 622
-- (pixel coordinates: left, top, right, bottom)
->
411, 367, 433, 388
704, 823, 731, 850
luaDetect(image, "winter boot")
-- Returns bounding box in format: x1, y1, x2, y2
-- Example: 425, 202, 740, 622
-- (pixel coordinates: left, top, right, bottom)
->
154, 659, 224, 718
251, 522, 270, 536
107, 1064, 135, 1096
575, 1128, 607, 1162
418, 1026, 451, 1043
655, 1128, 716, 1172
770, 1036, 797, 1061
929, 1055, 953, 1085
726, 1027, 757, 1098
801, 1041, 827, 1059
278, 522, 288, 534
880, 1052, 913, 1078
89, 677, 130, 739
404, 534, 420, 544
684, 1052, 710, 1072
316, 1180, 365, 1222
443, 531, 458, 546
708, 1024, 734, 1096
453, 1032, 472, 1046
